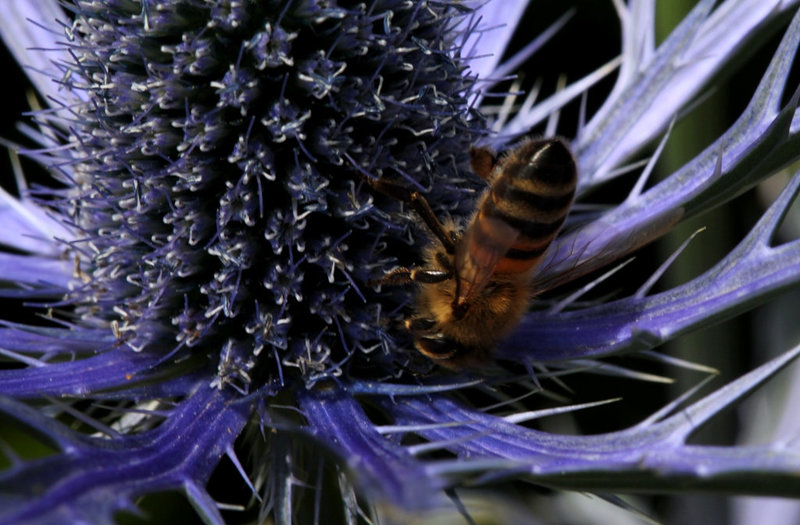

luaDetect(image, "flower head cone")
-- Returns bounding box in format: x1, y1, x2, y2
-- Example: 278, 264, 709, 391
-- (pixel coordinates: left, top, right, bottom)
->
2, 0, 800, 524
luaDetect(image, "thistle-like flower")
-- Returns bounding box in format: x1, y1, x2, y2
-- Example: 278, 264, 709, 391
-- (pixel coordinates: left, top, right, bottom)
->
2, 0, 800, 523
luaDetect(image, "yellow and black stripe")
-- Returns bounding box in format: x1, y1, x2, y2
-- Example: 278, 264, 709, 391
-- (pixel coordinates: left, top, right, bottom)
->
480, 138, 576, 274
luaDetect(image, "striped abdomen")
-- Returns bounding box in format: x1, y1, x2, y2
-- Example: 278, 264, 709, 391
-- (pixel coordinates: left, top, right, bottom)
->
476, 138, 577, 275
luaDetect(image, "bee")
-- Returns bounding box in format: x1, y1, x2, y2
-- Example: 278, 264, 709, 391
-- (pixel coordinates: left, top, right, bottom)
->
366, 137, 577, 369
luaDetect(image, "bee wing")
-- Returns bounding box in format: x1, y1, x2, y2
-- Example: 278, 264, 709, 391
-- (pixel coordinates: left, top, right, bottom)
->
455, 215, 519, 305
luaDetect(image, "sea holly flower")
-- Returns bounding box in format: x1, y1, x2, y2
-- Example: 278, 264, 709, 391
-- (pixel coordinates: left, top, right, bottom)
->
1, 0, 800, 524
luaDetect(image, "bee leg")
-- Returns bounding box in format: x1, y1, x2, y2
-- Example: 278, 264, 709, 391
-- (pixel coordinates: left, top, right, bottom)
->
414, 335, 458, 361
370, 266, 452, 288
405, 317, 437, 333
406, 320, 455, 358
371, 267, 414, 287
410, 268, 451, 283
358, 174, 456, 254
469, 145, 498, 180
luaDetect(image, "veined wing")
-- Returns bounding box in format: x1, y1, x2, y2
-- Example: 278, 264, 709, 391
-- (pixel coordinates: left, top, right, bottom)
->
454, 214, 519, 308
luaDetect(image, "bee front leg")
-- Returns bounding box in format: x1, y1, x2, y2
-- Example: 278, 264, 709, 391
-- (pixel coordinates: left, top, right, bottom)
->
406, 319, 460, 361
357, 174, 456, 254
370, 267, 414, 287
405, 317, 437, 333
371, 266, 452, 288
414, 334, 459, 362
410, 268, 451, 283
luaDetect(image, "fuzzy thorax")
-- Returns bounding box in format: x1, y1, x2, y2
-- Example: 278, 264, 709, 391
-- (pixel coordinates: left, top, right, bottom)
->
417, 244, 535, 352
